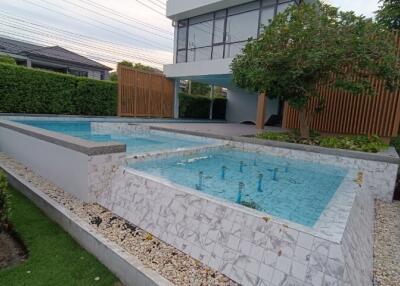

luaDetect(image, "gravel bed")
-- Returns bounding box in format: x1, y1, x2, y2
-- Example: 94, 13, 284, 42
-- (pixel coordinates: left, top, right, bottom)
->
374, 200, 400, 286
0, 153, 237, 286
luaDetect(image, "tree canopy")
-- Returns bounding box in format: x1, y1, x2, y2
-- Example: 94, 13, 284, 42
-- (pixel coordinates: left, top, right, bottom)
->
376, 0, 400, 31
231, 1, 399, 138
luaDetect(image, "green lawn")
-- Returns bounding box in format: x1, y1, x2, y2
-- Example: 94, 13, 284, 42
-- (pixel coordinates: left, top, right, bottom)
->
0, 187, 119, 286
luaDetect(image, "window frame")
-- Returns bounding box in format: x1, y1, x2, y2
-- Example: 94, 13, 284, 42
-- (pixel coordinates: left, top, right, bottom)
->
176, 0, 297, 63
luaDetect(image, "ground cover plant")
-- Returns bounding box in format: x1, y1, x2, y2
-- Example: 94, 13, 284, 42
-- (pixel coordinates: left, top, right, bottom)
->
257, 131, 388, 153
0, 185, 119, 286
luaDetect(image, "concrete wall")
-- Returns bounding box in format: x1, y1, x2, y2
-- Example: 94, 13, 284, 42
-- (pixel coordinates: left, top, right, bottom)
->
0, 121, 126, 202
0, 126, 91, 200
226, 89, 280, 124
164, 58, 232, 78
167, 0, 253, 20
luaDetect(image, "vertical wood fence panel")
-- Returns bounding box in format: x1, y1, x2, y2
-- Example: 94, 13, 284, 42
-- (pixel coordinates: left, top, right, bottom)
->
282, 32, 400, 137
118, 65, 174, 118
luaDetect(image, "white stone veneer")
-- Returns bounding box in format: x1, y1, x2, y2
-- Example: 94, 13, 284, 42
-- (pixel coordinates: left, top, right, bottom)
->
97, 141, 394, 286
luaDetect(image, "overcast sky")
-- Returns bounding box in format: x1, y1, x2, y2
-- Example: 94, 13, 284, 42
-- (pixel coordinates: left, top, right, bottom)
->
0, 0, 381, 70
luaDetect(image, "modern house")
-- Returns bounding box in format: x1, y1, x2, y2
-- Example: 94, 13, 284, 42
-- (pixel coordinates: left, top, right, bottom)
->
164, 0, 307, 126
0, 37, 112, 80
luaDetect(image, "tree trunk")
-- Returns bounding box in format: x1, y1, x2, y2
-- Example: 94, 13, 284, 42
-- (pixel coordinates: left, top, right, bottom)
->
298, 108, 310, 139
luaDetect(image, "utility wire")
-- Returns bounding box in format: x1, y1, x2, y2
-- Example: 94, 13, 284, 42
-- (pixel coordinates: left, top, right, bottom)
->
22, 0, 172, 51
0, 21, 168, 65
61, 0, 172, 41
78, 0, 171, 35
0, 31, 165, 68
0, 11, 171, 62
134, 0, 165, 17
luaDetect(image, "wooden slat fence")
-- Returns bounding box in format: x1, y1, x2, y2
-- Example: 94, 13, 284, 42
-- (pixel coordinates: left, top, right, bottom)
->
282, 32, 400, 138
118, 65, 174, 118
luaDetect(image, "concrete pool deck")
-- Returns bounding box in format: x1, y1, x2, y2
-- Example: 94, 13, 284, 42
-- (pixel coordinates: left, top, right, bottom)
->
144, 122, 285, 137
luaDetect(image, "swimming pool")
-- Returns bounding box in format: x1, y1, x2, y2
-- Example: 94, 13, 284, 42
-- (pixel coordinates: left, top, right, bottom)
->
130, 148, 348, 227
14, 120, 216, 154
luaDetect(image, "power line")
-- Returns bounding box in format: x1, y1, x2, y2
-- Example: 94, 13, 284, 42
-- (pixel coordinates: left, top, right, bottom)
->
78, 0, 171, 35
0, 11, 171, 62
0, 30, 166, 68
134, 0, 166, 17
22, 0, 172, 51
60, 0, 172, 41
0, 20, 168, 66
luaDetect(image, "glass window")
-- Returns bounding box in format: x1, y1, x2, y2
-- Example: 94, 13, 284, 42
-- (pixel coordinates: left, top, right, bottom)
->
260, 6, 275, 30
226, 10, 259, 43
189, 13, 214, 25
212, 45, 224, 59
277, 1, 294, 14
228, 1, 260, 16
177, 20, 188, 50
215, 10, 226, 19
176, 50, 187, 63
213, 18, 225, 44
225, 42, 246, 58
188, 47, 212, 62
262, 0, 276, 6
188, 21, 213, 49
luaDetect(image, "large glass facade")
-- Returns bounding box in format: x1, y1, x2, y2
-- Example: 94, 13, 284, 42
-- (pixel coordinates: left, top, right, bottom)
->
176, 0, 297, 63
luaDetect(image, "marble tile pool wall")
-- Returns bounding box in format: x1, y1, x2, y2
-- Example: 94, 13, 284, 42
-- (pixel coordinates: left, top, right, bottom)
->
97, 163, 369, 286
96, 139, 392, 286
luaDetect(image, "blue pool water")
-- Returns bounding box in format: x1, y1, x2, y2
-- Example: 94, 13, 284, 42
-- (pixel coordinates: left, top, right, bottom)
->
130, 148, 348, 226
14, 120, 214, 154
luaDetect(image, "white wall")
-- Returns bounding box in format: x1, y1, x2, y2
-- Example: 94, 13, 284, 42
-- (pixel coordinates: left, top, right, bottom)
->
167, 0, 253, 20
0, 127, 91, 201
164, 58, 232, 78
226, 89, 279, 124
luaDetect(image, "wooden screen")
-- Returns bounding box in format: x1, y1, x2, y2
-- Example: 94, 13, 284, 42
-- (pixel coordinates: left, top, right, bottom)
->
282, 32, 400, 138
118, 65, 174, 118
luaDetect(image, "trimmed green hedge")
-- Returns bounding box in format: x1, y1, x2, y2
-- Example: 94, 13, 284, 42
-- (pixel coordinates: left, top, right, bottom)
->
179, 92, 226, 119
0, 55, 16, 65
0, 63, 117, 116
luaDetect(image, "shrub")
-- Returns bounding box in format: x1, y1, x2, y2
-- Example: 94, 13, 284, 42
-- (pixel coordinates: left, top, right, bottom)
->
179, 92, 227, 119
258, 131, 388, 153
179, 93, 211, 119
390, 136, 400, 154
0, 171, 11, 233
0, 63, 117, 116
0, 55, 16, 65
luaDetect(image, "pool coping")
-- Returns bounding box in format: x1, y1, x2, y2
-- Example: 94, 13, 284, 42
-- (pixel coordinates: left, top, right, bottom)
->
0, 119, 126, 156
149, 126, 400, 165
0, 114, 225, 124
0, 164, 174, 286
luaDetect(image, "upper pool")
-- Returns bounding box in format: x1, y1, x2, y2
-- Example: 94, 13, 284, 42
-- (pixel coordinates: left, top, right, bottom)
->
14, 120, 216, 154
130, 148, 348, 227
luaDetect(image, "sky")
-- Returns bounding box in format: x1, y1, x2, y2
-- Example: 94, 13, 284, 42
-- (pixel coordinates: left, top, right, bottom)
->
0, 0, 381, 71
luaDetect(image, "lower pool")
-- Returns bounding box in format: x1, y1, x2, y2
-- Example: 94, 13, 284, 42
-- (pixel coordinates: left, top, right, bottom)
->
14, 120, 215, 154
130, 148, 348, 227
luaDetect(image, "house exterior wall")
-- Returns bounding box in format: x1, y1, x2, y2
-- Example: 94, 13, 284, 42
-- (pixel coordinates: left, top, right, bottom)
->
226, 89, 280, 124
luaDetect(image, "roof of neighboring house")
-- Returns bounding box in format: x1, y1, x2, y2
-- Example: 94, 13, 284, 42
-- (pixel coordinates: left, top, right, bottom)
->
0, 37, 112, 71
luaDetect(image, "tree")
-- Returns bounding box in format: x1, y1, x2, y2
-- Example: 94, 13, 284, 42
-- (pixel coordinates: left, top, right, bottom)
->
376, 0, 400, 31
111, 61, 162, 81
231, 1, 399, 138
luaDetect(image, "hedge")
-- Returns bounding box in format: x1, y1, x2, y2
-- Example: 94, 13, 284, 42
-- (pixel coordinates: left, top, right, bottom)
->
0, 55, 16, 65
179, 92, 226, 119
0, 63, 117, 116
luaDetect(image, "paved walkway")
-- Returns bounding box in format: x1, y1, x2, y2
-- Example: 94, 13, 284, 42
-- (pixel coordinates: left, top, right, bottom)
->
143, 122, 284, 138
